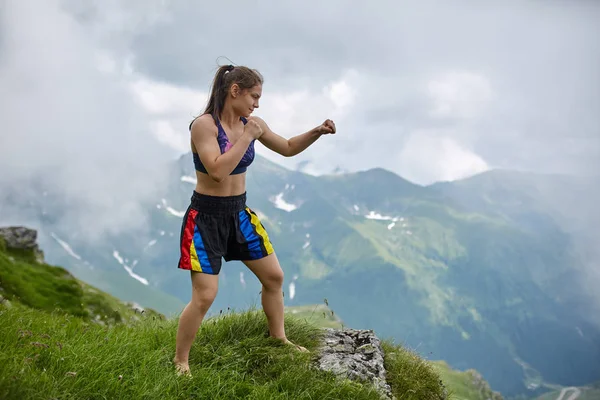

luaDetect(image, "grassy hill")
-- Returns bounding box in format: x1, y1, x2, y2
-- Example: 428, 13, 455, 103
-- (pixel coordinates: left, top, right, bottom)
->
0, 234, 449, 400
0, 227, 509, 400
5, 156, 598, 398
289, 303, 505, 400
0, 300, 453, 400
0, 235, 162, 325
431, 361, 503, 400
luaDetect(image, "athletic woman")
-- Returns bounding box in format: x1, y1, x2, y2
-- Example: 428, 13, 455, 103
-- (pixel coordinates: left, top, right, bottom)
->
173, 64, 336, 376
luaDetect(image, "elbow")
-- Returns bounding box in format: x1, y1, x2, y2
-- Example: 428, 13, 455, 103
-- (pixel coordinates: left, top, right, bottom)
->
205, 162, 225, 182
284, 144, 295, 157
207, 168, 224, 183
210, 173, 224, 183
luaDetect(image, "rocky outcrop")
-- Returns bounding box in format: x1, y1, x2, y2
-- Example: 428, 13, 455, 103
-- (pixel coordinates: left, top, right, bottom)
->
0, 226, 44, 263
467, 369, 504, 400
315, 328, 395, 400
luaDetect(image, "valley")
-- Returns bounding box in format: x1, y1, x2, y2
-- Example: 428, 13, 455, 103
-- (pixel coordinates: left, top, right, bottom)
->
2, 154, 599, 399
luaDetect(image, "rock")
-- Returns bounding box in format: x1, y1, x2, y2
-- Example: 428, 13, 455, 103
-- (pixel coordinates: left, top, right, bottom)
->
0, 294, 12, 309
315, 328, 395, 400
0, 226, 44, 263
125, 301, 145, 314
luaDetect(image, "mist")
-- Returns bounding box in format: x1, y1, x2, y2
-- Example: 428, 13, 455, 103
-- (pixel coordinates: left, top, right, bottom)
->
1, 0, 599, 313
0, 0, 172, 241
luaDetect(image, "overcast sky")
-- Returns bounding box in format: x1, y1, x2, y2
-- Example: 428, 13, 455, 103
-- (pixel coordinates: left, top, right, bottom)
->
85, 0, 600, 184
1, 0, 599, 236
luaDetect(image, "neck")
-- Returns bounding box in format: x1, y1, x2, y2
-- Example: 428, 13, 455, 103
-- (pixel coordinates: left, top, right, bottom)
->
219, 103, 239, 127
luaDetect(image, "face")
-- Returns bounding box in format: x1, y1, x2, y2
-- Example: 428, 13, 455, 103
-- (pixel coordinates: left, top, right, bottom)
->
231, 83, 262, 117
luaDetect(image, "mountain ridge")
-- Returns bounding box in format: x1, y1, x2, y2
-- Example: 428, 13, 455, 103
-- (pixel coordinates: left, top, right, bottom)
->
0, 224, 498, 400
1, 153, 599, 398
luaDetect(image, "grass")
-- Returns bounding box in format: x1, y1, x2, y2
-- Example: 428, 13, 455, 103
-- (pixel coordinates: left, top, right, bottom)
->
430, 361, 503, 400
284, 304, 344, 329
0, 302, 449, 400
0, 249, 87, 318
0, 233, 482, 400
0, 244, 162, 325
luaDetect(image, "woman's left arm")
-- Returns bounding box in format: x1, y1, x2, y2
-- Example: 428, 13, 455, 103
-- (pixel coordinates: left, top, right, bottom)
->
251, 116, 336, 157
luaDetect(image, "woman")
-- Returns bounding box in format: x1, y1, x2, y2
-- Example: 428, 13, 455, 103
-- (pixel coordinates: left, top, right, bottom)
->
173, 64, 336, 376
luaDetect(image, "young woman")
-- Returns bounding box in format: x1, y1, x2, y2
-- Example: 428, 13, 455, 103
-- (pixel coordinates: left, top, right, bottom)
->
173, 64, 336, 376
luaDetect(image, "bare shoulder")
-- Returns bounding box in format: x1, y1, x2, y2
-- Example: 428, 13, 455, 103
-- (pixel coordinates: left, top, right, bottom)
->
248, 115, 270, 130
190, 114, 218, 138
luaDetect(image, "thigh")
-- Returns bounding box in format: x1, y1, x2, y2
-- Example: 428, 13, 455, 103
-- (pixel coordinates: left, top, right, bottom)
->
242, 252, 284, 286
190, 270, 219, 301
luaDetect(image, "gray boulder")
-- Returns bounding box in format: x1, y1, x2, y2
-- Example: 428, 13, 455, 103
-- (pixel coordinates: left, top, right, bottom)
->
315, 327, 395, 400
0, 226, 44, 263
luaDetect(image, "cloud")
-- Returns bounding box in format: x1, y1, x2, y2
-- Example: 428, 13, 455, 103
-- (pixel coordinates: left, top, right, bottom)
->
396, 130, 490, 185
427, 71, 494, 121
130, 77, 208, 153
1, 0, 599, 315
130, 67, 361, 175
2, 0, 598, 243
112, 0, 599, 182
0, 0, 171, 241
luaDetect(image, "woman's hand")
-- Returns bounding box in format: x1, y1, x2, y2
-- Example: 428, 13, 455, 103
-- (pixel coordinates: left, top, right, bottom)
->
315, 119, 336, 135
244, 118, 264, 139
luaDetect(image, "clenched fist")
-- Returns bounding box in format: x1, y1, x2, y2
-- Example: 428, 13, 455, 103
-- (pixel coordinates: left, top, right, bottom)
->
316, 119, 336, 135
244, 118, 263, 139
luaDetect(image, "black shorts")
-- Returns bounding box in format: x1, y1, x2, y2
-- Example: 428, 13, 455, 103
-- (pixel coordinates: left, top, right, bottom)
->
177, 191, 274, 274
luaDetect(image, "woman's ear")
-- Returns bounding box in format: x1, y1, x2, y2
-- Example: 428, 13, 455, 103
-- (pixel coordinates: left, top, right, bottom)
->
230, 83, 239, 98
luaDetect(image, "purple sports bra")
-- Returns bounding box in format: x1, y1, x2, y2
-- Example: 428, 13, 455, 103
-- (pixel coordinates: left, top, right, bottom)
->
192, 116, 256, 175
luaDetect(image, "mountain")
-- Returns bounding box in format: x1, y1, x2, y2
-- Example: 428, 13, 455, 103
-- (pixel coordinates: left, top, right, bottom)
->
0, 228, 458, 400
534, 380, 600, 400
1, 154, 599, 399
431, 169, 600, 323
0, 226, 164, 324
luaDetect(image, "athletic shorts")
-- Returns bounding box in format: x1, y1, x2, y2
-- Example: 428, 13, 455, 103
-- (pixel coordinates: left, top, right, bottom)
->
177, 191, 274, 274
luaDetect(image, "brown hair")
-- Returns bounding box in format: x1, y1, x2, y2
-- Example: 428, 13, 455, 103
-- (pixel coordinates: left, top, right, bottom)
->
190, 64, 263, 129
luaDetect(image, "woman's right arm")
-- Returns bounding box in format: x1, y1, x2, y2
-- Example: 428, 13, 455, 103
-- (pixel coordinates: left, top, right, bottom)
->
191, 116, 261, 182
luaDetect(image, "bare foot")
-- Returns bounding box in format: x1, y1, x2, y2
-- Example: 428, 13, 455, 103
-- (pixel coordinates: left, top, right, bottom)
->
173, 357, 192, 377
281, 338, 309, 353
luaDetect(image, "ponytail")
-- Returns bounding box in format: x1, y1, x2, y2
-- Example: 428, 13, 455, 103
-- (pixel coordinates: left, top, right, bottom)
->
189, 63, 264, 131
204, 64, 235, 124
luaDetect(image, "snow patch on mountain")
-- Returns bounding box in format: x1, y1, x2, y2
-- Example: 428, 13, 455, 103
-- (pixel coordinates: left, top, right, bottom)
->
365, 211, 398, 221
240, 271, 246, 289
289, 274, 299, 300
303, 233, 311, 249
180, 175, 196, 184
270, 192, 298, 212
112, 250, 149, 285
50, 232, 82, 261
161, 198, 186, 218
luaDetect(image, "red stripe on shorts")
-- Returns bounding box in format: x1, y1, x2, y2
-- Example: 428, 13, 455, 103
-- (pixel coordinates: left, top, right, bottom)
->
179, 209, 198, 270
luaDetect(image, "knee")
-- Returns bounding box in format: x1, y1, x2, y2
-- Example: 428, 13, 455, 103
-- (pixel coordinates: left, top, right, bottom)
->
263, 268, 284, 291
191, 289, 217, 313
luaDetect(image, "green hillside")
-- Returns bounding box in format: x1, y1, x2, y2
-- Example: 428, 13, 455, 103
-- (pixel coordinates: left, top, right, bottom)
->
0, 235, 162, 325
289, 302, 506, 400
5, 155, 599, 398
431, 361, 503, 400
284, 303, 345, 329
0, 301, 453, 400
0, 231, 455, 400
